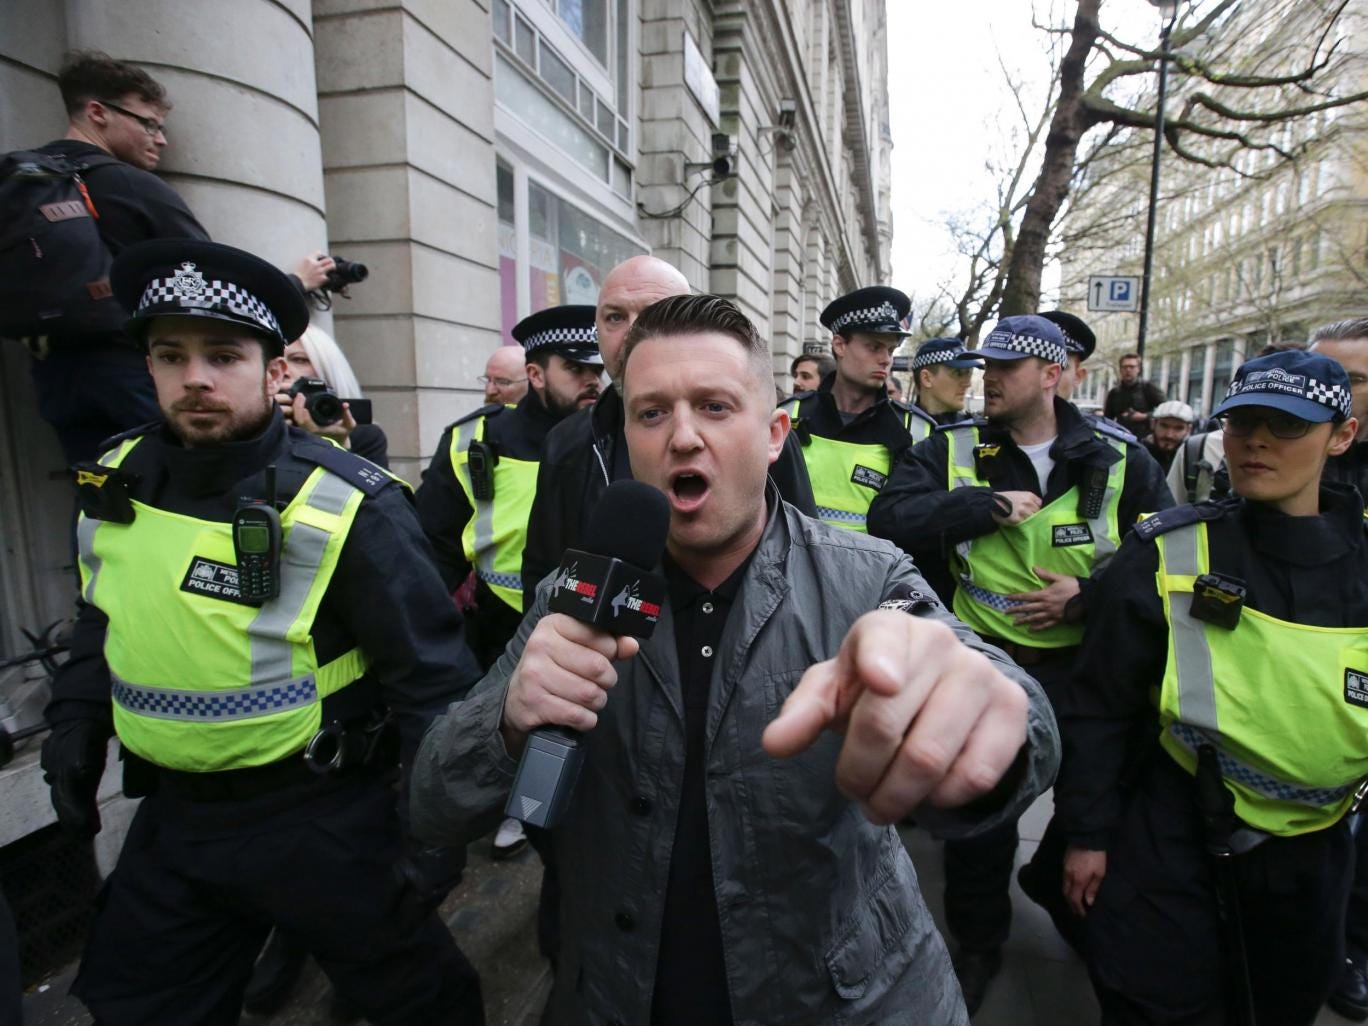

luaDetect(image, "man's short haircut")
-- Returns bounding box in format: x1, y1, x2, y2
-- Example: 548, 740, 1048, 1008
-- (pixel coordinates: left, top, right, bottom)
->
1119, 352, 1141, 364
791, 352, 835, 379
58, 50, 169, 116
1309, 319, 1368, 347
1257, 339, 1307, 358
622, 294, 771, 389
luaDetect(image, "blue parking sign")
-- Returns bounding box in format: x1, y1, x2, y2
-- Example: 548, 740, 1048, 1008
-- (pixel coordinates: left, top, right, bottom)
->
1110, 280, 1131, 303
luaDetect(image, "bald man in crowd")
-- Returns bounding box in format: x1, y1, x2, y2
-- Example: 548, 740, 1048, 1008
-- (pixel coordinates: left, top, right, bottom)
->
482, 346, 530, 406
519, 255, 815, 606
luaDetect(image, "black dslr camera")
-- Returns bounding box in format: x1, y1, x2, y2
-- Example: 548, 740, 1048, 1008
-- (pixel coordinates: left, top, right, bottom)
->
287, 377, 345, 427
322, 256, 368, 294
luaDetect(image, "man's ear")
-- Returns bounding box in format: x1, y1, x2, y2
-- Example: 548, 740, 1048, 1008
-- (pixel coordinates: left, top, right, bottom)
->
526, 361, 546, 391
767, 406, 790, 466
265, 354, 288, 394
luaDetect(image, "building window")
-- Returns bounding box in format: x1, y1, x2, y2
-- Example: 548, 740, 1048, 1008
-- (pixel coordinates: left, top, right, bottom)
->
497, 161, 518, 345
553, 0, 608, 65
528, 179, 642, 308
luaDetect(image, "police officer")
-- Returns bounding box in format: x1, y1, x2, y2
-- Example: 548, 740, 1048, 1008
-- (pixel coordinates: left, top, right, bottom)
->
781, 286, 936, 532
40, 239, 486, 1025
417, 306, 603, 669
910, 337, 983, 425
867, 313, 1171, 1012
1041, 309, 1136, 442
1056, 350, 1368, 1025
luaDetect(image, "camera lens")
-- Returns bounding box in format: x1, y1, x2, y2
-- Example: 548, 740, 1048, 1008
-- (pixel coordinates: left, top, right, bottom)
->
307, 391, 344, 427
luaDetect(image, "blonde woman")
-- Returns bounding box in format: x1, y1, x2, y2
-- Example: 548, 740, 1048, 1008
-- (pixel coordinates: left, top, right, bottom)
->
275, 325, 388, 467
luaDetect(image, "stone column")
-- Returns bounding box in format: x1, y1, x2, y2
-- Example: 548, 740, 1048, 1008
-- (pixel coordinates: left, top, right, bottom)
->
313, 0, 500, 480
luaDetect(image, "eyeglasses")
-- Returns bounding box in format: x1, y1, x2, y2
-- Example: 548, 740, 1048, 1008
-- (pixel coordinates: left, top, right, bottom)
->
100, 101, 166, 138
477, 376, 527, 388
1219, 409, 1314, 440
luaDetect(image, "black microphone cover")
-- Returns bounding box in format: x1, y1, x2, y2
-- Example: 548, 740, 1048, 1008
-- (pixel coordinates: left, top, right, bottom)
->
583, 479, 670, 569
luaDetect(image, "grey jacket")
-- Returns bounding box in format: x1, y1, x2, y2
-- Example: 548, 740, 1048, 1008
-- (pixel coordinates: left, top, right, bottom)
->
412, 500, 1060, 1026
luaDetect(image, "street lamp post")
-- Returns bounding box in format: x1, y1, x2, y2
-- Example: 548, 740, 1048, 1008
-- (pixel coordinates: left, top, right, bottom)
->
1136, 0, 1180, 363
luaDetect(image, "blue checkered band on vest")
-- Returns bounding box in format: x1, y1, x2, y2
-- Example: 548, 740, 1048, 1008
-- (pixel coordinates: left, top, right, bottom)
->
523, 325, 597, 353
830, 302, 900, 334
113, 676, 317, 721
959, 577, 1019, 612
815, 505, 867, 524
477, 568, 523, 590
137, 274, 282, 340
1169, 721, 1357, 807
983, 331, 1066, 366
1227, 371, 1353, 419
913, 347, 969, 370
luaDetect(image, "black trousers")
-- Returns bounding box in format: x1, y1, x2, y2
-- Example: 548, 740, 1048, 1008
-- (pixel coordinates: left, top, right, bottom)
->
72, 778, 484, 1026
1346, 819, 1368, 963
1088, 756, 1352, 1026
30, 344, 162, 466
943, 643, 1077, 953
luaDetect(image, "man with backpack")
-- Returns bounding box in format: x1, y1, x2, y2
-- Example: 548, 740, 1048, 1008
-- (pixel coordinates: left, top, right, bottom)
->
2, 51, 209, 465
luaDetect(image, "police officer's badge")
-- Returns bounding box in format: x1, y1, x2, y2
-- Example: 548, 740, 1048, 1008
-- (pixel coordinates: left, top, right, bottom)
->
170, 261, 208, 299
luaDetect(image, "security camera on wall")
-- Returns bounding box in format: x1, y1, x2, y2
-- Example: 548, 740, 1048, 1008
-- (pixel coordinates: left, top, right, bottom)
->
711, 132, 737, 177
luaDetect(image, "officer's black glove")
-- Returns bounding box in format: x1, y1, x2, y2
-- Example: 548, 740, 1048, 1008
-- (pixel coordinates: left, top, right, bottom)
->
40, 720, 110, 836
395, 842, 467, 906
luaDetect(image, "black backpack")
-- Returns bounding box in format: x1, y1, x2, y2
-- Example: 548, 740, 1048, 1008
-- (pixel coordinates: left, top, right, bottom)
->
0, 149, 126, 339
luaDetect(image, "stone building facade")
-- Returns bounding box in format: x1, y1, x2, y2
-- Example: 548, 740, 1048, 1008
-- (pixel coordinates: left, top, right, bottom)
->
1057, 0, 1368, 415
0, 1, 892, 723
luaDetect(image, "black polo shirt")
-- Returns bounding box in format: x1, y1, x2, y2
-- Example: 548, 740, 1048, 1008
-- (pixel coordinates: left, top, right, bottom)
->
650, 552, 753, 1026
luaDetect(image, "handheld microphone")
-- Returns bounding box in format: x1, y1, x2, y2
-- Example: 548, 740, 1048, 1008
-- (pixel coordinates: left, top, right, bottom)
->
505, 480, 671, 829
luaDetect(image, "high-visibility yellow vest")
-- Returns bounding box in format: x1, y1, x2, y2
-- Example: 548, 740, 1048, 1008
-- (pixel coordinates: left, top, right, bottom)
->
944, 424, 1125, 647
1155, 520, 1368, 836
449, 414, 539, 612
781, 398, 927, 532
76, 436, 370, 772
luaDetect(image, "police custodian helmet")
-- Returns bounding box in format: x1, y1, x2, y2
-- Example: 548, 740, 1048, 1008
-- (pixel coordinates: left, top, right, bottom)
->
111, 238, 310, 355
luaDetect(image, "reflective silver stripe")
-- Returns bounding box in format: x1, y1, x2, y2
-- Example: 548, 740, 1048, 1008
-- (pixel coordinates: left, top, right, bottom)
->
112, 671, 317, 722
247, 471, 360, 683
1162, 524, 1221, 735
456, 419, 502, 583
1087, 440, 1126, 570
1168, 722, 1356, 808
945, 429, 978, 565
815, 505, 866, 524
77, 515, 104, 604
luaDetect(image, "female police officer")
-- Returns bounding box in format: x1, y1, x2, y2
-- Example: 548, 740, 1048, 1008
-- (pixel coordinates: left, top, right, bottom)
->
1055, 349, 1368, 1024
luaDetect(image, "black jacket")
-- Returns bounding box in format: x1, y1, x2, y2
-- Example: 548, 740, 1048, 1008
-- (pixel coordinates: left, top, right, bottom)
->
46, 412, 484, 770
1055, 486, 1368, 850
520, 384, 817, 608
1325, 440, 1368, 510
788, 373, 937, 452
867, 397, 1173, 609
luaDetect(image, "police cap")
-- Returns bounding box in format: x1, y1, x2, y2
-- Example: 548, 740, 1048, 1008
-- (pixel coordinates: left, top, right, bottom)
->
111, 239, 308, 355
978, 314, 1068, 367
912, 337, 984, 371
820, 286, 912, 338
1039, 310, 1096, 361
512, 304, 603, 366
1213, 349, 1352, 423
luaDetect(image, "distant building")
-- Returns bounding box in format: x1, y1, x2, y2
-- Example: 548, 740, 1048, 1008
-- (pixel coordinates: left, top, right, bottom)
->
1057, 0, 1368, 415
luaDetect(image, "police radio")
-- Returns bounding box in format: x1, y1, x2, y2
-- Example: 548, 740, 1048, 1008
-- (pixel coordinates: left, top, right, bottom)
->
1077, 466, 1108, 520
232, 466, 283, 605
467, 440, 497, 501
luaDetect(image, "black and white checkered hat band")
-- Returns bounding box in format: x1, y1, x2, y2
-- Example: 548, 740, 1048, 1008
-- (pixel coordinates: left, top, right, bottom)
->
830, 302, 901, 334
982, 331, 1066, 366
137, 276, 282, 340
523, 325, 597, 352
1228, 374, 1352, 418
913, 348, 970, 370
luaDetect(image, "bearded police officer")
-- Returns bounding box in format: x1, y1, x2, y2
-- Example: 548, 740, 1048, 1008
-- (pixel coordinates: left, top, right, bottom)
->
781, 286, 936, 532
868, 313, 1171, 1012
418, 306, 603, 669
40, 239, 486, 1025
1057, 350, 1368, 1025
910, 337, 983, 426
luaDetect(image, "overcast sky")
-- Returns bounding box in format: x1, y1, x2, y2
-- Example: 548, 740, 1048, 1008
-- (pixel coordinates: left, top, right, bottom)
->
886, 1, 1165, 307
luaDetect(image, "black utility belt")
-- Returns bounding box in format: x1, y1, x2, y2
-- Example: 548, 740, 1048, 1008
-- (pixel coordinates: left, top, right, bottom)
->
147, 717, 393, 803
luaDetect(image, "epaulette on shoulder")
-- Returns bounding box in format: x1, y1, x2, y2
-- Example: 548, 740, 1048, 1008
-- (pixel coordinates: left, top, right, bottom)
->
449, 402, 505, 430
1131, 501, 1229, 543
291, 438, 400, 497
934, 418, 984, 435
96, 420, 159, 453
1088, 415, 1138, 443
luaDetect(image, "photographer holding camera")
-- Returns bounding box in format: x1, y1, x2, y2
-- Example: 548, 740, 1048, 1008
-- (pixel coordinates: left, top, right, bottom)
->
276, 325, 388, 467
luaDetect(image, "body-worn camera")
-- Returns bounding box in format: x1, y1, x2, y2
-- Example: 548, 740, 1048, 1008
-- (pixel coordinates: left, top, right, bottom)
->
322, 256, 368, 294
287, 377, 345, 427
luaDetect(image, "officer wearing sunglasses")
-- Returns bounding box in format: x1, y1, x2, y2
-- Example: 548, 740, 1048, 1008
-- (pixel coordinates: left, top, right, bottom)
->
1055, 348, 1368, 1024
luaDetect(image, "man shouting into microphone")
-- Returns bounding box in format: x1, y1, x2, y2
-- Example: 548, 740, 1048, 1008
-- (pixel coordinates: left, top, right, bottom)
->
412, 295, 1059, 1024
